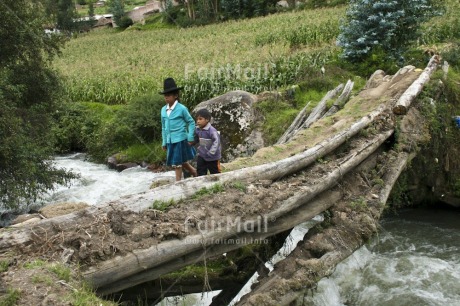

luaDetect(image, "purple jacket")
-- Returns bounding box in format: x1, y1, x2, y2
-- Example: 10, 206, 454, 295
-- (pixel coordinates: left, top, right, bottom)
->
194, 123, 221, 161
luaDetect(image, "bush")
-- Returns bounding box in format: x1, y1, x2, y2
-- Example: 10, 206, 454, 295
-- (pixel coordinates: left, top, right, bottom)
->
337, 0, 442, 64
54, 94, 166, 162
118, 16, 133, 29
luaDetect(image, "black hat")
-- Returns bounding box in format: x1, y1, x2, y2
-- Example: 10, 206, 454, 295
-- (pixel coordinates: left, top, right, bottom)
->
159, 77, 183, 94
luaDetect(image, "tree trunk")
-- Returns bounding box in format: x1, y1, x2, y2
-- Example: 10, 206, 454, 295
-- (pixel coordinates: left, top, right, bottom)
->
393, 55, 439, 115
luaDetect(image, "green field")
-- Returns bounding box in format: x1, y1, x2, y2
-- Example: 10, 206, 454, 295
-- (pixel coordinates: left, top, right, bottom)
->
55, 6, 345, 105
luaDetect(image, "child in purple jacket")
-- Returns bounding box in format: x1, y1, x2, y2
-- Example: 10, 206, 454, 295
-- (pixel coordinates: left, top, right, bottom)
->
194, 108, 221, 176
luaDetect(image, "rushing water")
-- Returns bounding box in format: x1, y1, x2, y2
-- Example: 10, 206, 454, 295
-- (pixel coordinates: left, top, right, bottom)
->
14, 155, 460, 306
303, 208, 460, 306
40, 153, 174, 206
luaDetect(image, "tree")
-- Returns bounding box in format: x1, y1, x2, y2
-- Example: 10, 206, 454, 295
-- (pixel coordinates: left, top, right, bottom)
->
109, 0, 125, 27
43, 0, 79, 33
0, 0, 76, 210
337, 0, 442, 63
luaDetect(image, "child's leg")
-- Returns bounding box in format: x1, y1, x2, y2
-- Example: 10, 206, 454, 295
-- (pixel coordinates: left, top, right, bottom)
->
196, 156, 207, 176
182, 162, 197, 177
208, 160, 221, 174
174, 166, 183, 181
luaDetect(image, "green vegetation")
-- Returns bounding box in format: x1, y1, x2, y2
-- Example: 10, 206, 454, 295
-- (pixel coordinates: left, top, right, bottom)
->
0, 288, 21, 306
229, 181, 247, 192
337, 0, 441, 64
192, 184, 225, 199
0, 0, 78, 210
32, 274, 54, 285
23, 259, 46, 269
0, 261, 9, 273
53, 6, 345, 106
152, 198, 176, 211
350, 196, 368, 211
49, 263, 72, 282
54, 93, 165, 163
13, 259, 117, 305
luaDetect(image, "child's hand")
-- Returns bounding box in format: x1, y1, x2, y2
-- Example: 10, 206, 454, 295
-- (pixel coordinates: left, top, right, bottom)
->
188, 141, 194, 146
162, 146, 167, 151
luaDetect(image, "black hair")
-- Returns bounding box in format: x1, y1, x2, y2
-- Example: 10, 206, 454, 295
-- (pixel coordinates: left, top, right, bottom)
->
196, 108, 212, 120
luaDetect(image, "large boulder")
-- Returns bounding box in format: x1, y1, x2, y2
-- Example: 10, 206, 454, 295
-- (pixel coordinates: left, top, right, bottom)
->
193, 90, 264, 162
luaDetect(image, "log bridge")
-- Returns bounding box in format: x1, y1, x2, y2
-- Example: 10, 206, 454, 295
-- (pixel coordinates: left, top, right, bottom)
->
0, 56, 442, 305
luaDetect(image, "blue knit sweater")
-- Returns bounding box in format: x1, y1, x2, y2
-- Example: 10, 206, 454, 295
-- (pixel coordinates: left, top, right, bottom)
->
161, 102, 195, 146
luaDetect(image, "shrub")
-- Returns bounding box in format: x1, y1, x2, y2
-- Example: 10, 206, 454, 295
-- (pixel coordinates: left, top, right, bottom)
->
337, 0, 442, 64
118, 16, 133, 29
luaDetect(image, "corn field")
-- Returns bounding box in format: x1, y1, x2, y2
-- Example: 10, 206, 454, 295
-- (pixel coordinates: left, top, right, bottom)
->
55, 0, 457, 107
54, 6, 345, 106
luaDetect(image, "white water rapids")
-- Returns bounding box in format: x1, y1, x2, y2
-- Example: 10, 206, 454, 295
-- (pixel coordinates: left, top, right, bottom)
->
27, 154, 460, 305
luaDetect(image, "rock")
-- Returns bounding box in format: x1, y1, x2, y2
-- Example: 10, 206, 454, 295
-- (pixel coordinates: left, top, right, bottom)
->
193, 90, 264, 162
115, 162, 138, 172
107, 155, 118, 170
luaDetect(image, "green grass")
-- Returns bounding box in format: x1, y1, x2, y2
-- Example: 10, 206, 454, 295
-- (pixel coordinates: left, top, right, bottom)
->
229, 181, 247, 192
152, 198, 176, 211
49, 263, 72, 282
32, 274, 54, 286
192, 183, 225, 199
0, 261, 9, 273
350, 197, 368, 211
23, 259, 46, 269
0, 288, 21, 306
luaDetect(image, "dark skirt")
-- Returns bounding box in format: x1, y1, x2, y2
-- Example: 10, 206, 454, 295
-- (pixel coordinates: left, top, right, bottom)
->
166, 139, 196, 166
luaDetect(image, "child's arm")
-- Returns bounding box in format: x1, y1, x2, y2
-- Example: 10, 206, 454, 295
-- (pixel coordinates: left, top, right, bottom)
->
208, 129, 221, 157
183, 107, 195, 143
161, 108, 167, 148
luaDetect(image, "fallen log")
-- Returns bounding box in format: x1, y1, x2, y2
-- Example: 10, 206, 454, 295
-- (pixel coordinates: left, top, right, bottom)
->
85, 127, 394, 292
236, 108, 426, 306
321, 79, 354, 118
301, 83, 344, 129
236, 149, 416, 306
276, 101, 311, 145
393, 55, 439, 115
95, 190, 343, 295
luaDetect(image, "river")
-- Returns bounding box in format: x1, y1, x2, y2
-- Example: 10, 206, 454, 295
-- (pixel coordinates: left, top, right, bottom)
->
20, 154, 460, 305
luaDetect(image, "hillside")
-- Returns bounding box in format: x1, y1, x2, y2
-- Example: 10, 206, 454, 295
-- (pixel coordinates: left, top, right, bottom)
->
54, 6, 344, 104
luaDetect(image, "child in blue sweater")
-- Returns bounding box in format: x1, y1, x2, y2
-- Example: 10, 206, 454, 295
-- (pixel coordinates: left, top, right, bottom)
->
160, 78, 197, 181
194, 108, 221, 176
